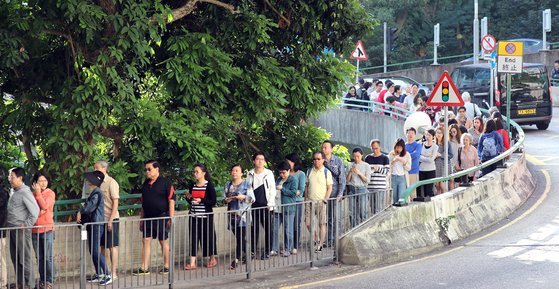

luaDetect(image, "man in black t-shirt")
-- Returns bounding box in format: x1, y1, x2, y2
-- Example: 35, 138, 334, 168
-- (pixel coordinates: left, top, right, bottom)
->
133, 160, 175, 276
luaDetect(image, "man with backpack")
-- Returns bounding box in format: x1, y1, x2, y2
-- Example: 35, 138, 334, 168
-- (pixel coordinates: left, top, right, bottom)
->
305, 151, 333, 253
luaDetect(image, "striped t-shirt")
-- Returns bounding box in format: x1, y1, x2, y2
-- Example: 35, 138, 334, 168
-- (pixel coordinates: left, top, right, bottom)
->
190, 181, 209, 218
364, 154, 390, 191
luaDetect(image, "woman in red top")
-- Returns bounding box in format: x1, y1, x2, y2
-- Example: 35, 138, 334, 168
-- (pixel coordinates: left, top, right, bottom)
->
494, 117, 510, 151
185, 164, 217, 270
31, 171, 56, 289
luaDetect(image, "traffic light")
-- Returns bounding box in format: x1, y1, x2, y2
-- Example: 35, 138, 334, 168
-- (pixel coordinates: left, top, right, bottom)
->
442, 81, 449, 102
388, 27, 398, 51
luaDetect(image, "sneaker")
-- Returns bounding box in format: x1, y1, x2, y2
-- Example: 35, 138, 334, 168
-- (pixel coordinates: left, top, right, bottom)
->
291, 248, 298, 255
260, 253, 270, 260
315, 245, 323, 253
269, 251, 278, 257
282, 251, 290, 257
87, 274, 103, 283
230, 260, 239, 270
99, 275, 113, 286
158, 267, 170, 275
132, 268, 150, 276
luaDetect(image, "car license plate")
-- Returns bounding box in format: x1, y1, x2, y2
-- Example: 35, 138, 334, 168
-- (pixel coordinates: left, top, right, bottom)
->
518, 109, 536, 115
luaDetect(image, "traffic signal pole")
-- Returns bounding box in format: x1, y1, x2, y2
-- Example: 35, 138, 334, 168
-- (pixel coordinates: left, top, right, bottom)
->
383, 22, 387, 73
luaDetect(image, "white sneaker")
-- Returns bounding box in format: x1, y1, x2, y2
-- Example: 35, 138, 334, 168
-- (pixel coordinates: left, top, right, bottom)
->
99, 275, 113, 286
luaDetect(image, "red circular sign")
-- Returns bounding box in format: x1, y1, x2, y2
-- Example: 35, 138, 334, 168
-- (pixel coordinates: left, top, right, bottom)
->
481, 34, 496, 52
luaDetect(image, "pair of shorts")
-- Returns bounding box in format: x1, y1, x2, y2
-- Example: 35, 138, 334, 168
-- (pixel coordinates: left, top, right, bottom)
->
100, 219, 119, 248
141, 218, 169, 240
305, 201, 327, 227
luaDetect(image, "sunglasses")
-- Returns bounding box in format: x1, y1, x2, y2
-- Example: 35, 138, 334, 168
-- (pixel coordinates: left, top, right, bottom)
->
145, 168, 153, 172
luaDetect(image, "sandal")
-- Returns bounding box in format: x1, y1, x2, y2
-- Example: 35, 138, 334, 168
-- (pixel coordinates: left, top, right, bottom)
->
184, 263, 196, 270
207, 258, 218, 268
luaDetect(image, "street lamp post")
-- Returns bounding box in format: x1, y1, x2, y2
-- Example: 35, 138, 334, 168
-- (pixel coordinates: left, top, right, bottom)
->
473, 0, 479, 64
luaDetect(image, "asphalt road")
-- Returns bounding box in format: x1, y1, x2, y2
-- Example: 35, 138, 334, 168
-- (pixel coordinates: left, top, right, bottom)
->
284, 109, 559, 289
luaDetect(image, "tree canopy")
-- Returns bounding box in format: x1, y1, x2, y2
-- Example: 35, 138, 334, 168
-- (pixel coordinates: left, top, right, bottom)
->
0, 0, 371, 198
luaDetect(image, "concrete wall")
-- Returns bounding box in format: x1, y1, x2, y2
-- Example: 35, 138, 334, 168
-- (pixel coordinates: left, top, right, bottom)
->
339, 152, 534, 266
312, 108, 405, 150
367, 49, 559, 85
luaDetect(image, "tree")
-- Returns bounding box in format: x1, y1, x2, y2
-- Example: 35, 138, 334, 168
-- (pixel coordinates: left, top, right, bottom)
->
0, 0, 372, 198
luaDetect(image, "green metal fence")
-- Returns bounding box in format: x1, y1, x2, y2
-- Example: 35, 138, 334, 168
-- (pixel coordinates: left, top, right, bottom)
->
53, 188, 225, 222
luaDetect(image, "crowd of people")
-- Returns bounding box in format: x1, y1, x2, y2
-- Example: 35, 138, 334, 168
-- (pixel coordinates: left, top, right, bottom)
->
0, 96, 511, 287
0, 161, 120, 288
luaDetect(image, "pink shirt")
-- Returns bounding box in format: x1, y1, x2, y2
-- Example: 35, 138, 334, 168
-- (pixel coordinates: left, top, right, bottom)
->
458, 146, 480, 177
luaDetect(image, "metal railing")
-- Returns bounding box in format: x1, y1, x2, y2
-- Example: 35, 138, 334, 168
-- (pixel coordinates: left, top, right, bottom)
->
53, 189, 226, 222
0, 189, 391, 289
338, 98, 412, 119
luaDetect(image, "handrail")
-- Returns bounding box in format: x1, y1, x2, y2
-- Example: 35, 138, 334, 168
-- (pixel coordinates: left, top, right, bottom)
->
398, 109, 525, 204
338, 98, 412, 119
53, 187, 225, 221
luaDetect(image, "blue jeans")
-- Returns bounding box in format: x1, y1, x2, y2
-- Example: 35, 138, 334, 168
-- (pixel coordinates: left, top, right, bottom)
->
391, 175, 407, 204
347, 186, 368, 227
272, 212, 282, 253
293, 203, 303, 250
87, 224, 109, 276
327, 190, 341, 244
282, 207, 295, 254
32, 231, 54, 283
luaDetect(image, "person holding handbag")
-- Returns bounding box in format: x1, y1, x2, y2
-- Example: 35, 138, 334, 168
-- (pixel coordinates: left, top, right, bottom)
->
77, 171, 112, 285
224, 164, 254, 270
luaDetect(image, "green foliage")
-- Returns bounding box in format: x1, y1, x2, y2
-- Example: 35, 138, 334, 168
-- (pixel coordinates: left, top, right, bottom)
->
0, 0, 371, 199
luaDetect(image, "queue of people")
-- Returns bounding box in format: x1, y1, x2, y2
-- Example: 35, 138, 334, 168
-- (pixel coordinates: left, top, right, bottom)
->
0, 102, 509, 285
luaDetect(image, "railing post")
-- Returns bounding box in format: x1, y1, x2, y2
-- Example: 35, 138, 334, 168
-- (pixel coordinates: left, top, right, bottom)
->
334, 198, 340, 264
245, 208, 252, 280
309, 202, 315, 268
168, 217, 174, 289
80, 225, 87, 289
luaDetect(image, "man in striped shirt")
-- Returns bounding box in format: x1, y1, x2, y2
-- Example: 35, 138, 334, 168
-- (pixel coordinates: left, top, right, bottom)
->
364, 139, 390, 214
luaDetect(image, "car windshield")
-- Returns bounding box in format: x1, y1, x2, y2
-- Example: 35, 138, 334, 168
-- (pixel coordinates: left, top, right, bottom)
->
451, 68, 491, 89
506, 67, 548, 102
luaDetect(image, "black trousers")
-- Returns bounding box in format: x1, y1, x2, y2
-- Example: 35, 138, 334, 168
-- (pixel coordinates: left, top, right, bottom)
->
251, 206, 271, 254
419, 170, 436, 197
190, 216, 216, 257
233, 226, 247, 259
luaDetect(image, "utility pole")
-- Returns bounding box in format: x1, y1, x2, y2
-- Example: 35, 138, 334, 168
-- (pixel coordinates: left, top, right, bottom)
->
383, 22, 387, 73
473, 0, 479, 64
433, 23, 440, 65
480, 17, 487, 59
543, 9, 551, 51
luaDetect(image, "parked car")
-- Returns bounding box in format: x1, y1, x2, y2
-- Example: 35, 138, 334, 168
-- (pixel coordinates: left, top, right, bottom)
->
362, 75, 431, 95
451, 63, 552, 130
